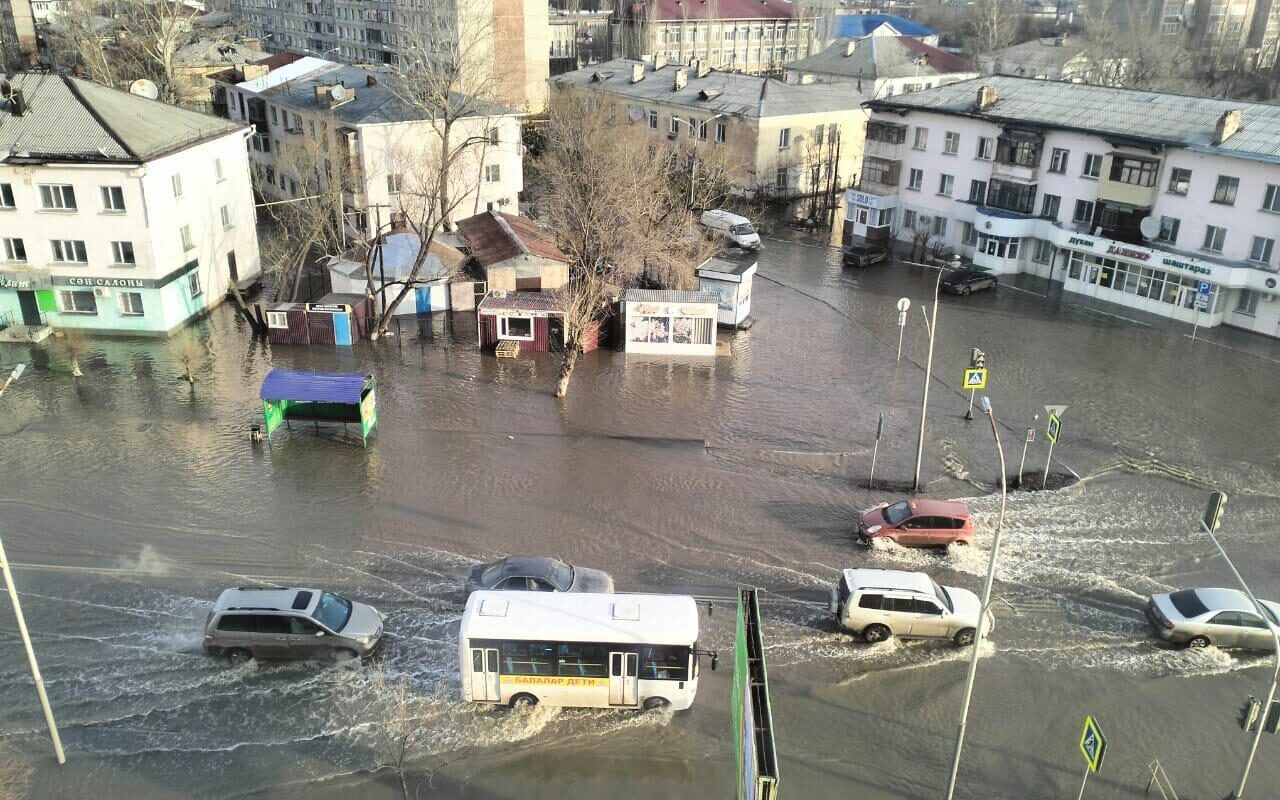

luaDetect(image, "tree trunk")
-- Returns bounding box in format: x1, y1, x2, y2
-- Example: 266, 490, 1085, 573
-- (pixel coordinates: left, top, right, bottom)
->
228, 282, 267, 335
554, 345, 581, 398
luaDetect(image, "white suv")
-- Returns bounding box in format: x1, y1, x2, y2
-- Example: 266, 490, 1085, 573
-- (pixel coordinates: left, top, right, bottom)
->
830, 568, 988, 646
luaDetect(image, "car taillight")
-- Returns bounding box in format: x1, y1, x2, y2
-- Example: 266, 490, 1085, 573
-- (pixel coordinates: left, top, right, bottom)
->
1162, 617, 1174, 630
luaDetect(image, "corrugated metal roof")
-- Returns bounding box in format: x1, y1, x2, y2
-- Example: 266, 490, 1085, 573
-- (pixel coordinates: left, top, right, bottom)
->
456, 211, 569, 267
478, 291, 561, 312
832, 14, 937, 39
867, 76, 1280, 165
625, 288, 720, 304
553, 59, 868, 118
787, 35, 975, 81
0, 74, 243, 164
259, 369, 372, 403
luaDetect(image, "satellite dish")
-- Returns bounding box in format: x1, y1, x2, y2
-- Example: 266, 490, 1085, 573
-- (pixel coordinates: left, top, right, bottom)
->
1138, 215, 1159, 240
129, 79, 159, 100
328, 84, 349, 102
627, 105, 644, 122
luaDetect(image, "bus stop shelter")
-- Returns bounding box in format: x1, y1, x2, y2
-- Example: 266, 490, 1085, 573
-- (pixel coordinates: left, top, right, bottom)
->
259, 369, 377, 447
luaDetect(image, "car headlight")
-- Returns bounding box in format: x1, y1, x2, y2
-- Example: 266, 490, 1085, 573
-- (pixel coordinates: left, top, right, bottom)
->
356, 634, 375, 646
866, 525, 882, 534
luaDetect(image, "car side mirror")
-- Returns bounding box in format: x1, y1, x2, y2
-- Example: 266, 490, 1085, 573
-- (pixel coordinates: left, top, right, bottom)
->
315, 630, 326, 637
711, 653, 719, 671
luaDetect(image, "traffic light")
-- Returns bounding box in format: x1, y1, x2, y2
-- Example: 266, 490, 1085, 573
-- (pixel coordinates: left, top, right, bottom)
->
969, 347, 986, 370
1203, 491, 1228, 533
1240, 696, 1262, 733
975, 351, 986, 370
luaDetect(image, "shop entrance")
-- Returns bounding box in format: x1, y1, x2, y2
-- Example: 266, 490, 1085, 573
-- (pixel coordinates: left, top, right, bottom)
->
17, 291, 41, 325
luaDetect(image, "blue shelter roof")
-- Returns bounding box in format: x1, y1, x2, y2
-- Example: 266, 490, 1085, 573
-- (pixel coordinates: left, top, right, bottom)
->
260, 369, 371, 403
833, 14, 937, 39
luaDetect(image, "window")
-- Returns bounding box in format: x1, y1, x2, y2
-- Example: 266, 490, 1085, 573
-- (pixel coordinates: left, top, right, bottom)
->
638, 645, 688, 681
1249, 236, 1274, 264
118, 292, 144, 316
1263, 184, 1280, 212
387, 173, 402, 194
221, 204, 233, 229
270, 106, 278, 125
267, 310, 289, 329
187, 271, 202, 297
1040, 193, 1060, 220
1203, 225, 1226, 252
1048, 147, 1069, 173
1109, 156, 1158, 187
912, 126, 928, 150
57, 289, 96, 313
0, 183, 13, 208
1236, 289, 1260, 316
1032, 239, 1053, 263
485, 164, 501, 183
696, 119, 708, 140
500, 316, 533, 340
111, 241, 136, 265
1157, 216, 1180, 243
1168, 167, 1191, 195
996, 134, 1041, 167
171, 174, 183, 198
648, 110, 657, 129
100, 186, 126, 212
557, 644, 607, 678
39, 184, 77, 210
669, 115, 680, 135
975, 136, 994, 160
1073, 199, 1094, 225
943, 131, 959, 154
775, 166, 788, 190
180, 225, 194, 251
986, 179, 1037, 215
907, 168, 923, 191
715, 122, 726, 144
968, 179, 987, 204
500, 642, 555, 676
487, 127, 499, 145
1212, 175, 1239, 205
778, 128, 790, 149
866, 121, 906, 144
857, 593, 883, 610
961, 221, 977, 246
931, 216, 947, 237
215, 158, 224, 182
1082, 153, 1102, 178
3, 238, 25, 261
51, 239, 87, 262
937, 174, 954, 196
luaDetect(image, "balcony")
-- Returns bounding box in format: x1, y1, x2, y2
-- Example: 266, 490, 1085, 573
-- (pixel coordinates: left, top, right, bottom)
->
1097, 154, 1159, 209
858, 156, 900, 194
991, 161, 1037, 183
246, 98, 267, 127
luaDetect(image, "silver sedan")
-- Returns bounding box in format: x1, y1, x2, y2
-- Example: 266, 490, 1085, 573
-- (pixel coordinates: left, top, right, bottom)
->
464, 556, 614, 596
1146, 588, 1280, 651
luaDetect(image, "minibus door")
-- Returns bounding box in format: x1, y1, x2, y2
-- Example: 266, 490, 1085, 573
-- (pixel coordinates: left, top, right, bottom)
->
609, 651, 639, 706
470, 648, 500, 702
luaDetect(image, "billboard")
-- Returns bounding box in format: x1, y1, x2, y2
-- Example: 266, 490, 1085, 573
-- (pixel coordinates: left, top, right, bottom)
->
734, 589, 779, 800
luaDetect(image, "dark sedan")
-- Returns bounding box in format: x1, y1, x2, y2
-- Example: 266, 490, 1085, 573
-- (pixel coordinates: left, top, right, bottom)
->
842, 244, 888, 267
464, 556, 615, 596
940, 266, 998, 295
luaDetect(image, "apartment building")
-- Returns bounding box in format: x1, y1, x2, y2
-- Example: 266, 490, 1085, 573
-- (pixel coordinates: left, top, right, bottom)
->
1153, 0, 1280, 69
854, 76, 1280, 338
227, 0, 550, 110
785, 34, 978, 97
553, 57, 866, 200
0, 0, 36, 68
214, 56, 523, 240
0, 74, 261, 336
610, 0, 818, 75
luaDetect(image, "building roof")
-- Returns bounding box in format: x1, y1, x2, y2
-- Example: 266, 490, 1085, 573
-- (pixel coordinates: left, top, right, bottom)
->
330, 232, 466, 282
866, 76, 1280, 166
637, 0, 798, 21
625, 288, 721, 304
259, 369, 372, 403
553, 58, 868, 118
831, 13, 937, 39
238, 58, 516, 125
698, 254, 758, 277
787, 35, 974, 81
176, 39, 270, 68
478, 291, 561, 312
456, 211, 570, 267
0, 73, 243, 164
978, 37, 1088, 73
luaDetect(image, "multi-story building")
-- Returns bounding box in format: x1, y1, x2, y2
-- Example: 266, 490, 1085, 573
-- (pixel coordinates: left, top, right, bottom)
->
785, 34, 978, 97
1153, 0, 1280, 69
824, 12, 940, 48
0, 0, 36, 68
226, 0, 551, 111
213, 56, 524, 240
853, 76, 1280, 338
0, 74, 261, 336
610, 0, 818, 75
553, 57, 866, 200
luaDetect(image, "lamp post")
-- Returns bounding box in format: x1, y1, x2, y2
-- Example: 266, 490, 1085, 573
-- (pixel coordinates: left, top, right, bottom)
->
670, 113, 724, 209
944, 394, 1007, 800
912, 254, 959, 492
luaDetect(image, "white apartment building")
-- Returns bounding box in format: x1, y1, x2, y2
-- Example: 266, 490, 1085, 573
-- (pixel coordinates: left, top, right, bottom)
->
214, 56, 523, 240
0, 74, 261, 336
855, 76, 1280, 339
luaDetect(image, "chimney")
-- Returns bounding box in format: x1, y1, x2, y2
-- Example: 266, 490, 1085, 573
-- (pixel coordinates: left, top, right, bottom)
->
654, 53, 668, 70
242, 37, 262, 51
314, 85, 330, 108
1214, 109, 1242, 144
10, 88, 25, 117
674, 67, 688, 90
695, 58, 710, 78
976, 84, 998, 111
631, 62, 645, 82
241, 63, 268, 81
844, 39, 857, 56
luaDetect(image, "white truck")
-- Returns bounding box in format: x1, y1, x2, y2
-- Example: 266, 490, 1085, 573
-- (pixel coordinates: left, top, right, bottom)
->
699, 209, 761, 251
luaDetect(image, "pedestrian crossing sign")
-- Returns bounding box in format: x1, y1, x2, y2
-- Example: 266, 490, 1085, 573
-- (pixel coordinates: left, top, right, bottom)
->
963, 368, 987, 390
1047, 414, 1062, 444
1079, 716, 1107, 773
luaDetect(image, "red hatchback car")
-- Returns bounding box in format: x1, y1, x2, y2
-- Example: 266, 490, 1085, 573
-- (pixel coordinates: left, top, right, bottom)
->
856, 499, 974, 547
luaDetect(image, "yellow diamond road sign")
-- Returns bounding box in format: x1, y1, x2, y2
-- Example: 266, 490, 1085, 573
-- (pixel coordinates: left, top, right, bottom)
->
1080, 716, 1107, 773
963, 368, 987, 390
1047, 414, 1062, 444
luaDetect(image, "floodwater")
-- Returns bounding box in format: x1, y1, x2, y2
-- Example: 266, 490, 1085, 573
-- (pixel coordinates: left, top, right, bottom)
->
2, 234, 1280, 800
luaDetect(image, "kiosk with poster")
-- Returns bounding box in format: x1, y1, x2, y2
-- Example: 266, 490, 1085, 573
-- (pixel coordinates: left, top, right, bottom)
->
623, 289, 719, 356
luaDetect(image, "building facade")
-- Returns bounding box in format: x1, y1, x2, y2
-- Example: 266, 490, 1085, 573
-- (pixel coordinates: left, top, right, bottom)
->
553, 58, 866, 200
214, 56, 523, 241
611, 0, 817, 75
226, 0, 550, 111
0, 74, 261, 336
855, 77, 1280, 338
785, 33, 978, 98
1153, 0, 1280, 70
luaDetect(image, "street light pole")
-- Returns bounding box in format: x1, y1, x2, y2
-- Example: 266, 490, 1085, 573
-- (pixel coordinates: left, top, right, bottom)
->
1017, 413, 1039, 486
944, 394, 1007, 800
912, 255, 958, 492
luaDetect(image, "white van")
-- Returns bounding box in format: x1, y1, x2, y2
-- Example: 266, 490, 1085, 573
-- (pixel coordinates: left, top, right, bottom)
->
699, 209, 761, 251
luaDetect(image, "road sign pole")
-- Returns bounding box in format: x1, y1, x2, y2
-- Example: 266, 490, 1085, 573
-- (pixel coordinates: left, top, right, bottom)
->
964, 389, 975, 421
869, 412, 884, 489
1018, 434, 1030, 485
1041, 439, 1056, 490
1076, 763, 1091, 800
896, 323, 905, 362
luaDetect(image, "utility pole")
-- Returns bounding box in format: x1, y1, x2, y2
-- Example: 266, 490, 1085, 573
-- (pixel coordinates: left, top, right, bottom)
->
912, 256, 957, 492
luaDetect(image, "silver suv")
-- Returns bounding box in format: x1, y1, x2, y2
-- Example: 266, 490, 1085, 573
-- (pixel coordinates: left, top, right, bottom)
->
203, 587, 383, 664
830, 568, 988, 646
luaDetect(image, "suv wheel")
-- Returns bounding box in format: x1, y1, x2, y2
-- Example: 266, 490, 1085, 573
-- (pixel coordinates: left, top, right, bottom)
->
332, 648, 359, 664
954, 628, 977, 647
863, 624, 891, 644
226, 648, 252, 665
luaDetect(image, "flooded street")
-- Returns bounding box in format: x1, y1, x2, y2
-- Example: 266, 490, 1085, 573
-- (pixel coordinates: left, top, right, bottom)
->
2, 234, 1280, 799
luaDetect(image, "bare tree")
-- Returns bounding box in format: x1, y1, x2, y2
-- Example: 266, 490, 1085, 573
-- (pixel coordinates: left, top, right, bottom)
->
170, 332, 204, 385
1079, 0, 1202, 92
967, 0, 1028, 57
535, 93, 718, 397
0, 745, 32, 800
60, 330, 86, 378
909, 214, 934, 263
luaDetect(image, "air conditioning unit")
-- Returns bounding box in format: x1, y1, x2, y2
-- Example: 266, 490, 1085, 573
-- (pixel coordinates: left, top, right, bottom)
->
93, 287, 111, 299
